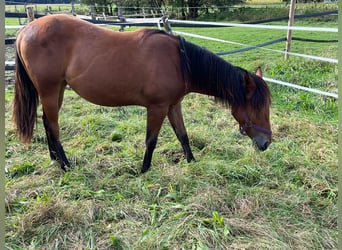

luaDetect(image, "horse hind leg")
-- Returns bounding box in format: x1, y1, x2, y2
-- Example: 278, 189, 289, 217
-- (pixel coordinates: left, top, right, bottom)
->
41, 84, 70, 170
42, 110, 70, 170
167, 102, 195, 163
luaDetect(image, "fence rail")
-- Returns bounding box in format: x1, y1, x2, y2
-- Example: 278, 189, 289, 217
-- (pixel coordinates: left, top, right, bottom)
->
169, 19, 338, 33
174, 30, 337, 64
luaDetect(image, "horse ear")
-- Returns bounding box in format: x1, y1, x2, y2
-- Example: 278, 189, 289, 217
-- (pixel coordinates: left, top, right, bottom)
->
255, 67, 263, 78
244, 71, 256, 100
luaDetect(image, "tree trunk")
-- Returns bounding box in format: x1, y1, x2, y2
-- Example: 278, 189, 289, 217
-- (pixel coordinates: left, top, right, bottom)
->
188, 0, 199, 19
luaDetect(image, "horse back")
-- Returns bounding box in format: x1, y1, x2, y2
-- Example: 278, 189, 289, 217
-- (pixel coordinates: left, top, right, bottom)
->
15, 14, 186, 107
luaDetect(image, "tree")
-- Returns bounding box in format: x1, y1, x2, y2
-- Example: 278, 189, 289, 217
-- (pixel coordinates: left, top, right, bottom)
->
80, 0, 245, 19
168, 0, 244, 19
80, 0, 115, 15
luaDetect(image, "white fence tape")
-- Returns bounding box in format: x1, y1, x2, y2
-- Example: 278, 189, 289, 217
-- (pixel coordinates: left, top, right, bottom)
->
263, 77, 338, 99
174, 31, 338, 64
169, 19, 338, 33
5, 61, 15, 66
7, 18, 338, 33
5, 25, 23, 29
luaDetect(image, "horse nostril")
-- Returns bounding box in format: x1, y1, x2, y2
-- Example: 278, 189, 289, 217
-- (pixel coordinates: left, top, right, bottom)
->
261, 141, 270, 151
253, 137, 271, 151
255, 140, 269, 151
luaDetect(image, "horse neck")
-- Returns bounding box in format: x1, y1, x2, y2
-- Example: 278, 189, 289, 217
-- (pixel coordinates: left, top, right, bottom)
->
188, 81, 223, 97
180, 39, 246, 107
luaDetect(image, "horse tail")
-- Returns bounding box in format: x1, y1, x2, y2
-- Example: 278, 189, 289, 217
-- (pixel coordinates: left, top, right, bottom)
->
13, 48, 39, 144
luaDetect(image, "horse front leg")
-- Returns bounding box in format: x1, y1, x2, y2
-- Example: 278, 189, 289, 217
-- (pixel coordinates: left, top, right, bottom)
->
167, 102, 195, 163
141, 106, 168, 173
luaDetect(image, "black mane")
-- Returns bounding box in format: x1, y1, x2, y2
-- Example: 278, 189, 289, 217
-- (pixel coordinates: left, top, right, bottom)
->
178, 36, 270, 109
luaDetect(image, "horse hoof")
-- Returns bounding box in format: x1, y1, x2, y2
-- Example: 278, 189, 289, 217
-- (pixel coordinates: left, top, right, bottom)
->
141, 166, 150, 174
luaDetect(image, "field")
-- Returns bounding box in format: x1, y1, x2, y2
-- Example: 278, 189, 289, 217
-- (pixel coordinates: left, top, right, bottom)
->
5, 14, 337, 250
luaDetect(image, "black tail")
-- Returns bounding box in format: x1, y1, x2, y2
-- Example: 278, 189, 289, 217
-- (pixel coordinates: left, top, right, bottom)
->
13, 48, 39, 143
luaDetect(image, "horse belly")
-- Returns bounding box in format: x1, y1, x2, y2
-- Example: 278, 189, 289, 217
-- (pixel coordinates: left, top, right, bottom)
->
70, 78, 145, 107
69, 70, 182, 108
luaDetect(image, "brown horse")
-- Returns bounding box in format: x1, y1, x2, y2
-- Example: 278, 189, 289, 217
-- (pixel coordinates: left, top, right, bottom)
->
13, 14, 272, 173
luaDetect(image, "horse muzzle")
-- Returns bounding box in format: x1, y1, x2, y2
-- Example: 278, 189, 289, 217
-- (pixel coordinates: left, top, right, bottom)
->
253, 134, 271, 151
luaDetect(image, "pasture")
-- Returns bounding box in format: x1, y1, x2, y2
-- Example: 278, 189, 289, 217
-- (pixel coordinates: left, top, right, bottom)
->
5, 17, 337, 249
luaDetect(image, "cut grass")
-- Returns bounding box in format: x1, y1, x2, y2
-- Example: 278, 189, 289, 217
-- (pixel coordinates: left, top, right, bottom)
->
5, 18, 337, 249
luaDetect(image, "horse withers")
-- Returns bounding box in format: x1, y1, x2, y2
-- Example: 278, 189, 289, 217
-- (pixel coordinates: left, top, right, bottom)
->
13, 14, 272, 173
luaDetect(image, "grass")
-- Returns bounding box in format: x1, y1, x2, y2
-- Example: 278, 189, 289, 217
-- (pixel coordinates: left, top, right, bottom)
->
195, 3, 337, 22
5, 16, 337, 250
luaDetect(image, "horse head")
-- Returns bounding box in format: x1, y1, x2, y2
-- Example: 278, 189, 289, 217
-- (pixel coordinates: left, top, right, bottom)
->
231, 67, 272, 151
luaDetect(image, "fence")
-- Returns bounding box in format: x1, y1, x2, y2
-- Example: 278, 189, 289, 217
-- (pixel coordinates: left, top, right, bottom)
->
4, 7, 338, 99
170, 20, 337, 98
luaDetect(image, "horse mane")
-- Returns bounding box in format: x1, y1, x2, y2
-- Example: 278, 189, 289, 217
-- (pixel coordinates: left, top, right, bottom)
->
178, 37, 271, 110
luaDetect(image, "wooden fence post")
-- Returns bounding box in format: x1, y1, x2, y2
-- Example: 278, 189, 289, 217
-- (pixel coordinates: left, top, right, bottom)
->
45, 5, 51, 15
284, 0, 296, 59
71, 2, 76, 16
118, 7, 125, 32
26, 5, 35, 22
90, 6, 95, 20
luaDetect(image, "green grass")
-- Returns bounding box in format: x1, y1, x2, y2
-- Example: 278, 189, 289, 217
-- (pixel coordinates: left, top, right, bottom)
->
5, 19, 337, 249
196, 3, 337, 22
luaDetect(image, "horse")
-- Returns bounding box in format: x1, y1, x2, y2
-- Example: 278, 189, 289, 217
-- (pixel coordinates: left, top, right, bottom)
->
13, 14, 272, 173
